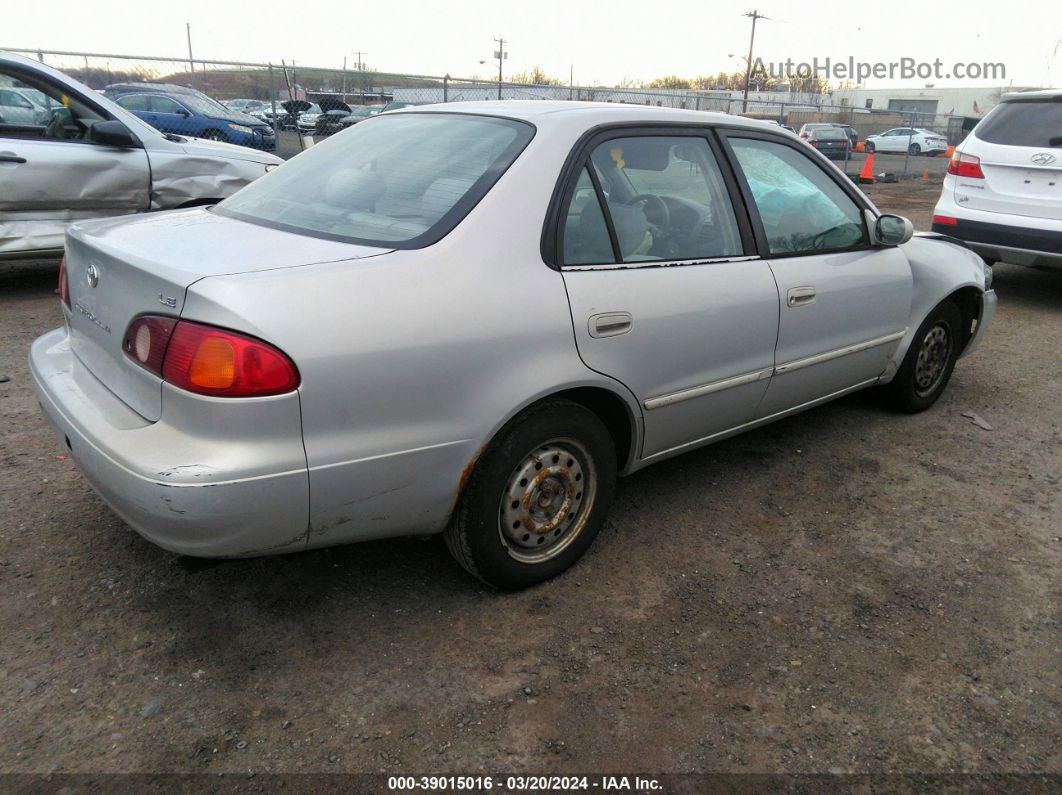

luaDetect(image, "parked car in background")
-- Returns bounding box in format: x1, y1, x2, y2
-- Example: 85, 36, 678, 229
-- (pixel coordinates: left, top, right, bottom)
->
224, 98, 270, 114
0, 85, 53, 125
30, 103, 994, 589
864, 128, 947, 156
381, 101, 421, 112
257, 99, 316, 131
836, 123, 858, 147
296, 103, 325, 134
315, 104, 381, 136
932, 89, 1062, 271
0, 50, 283, 258
805, 127, 851, 159
103, 83, 276, 151
797, 122, 841, 140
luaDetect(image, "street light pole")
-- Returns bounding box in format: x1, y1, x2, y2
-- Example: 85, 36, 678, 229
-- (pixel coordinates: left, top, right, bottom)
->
186, 22, 194, 74
493, 37, 506, 100
741, 10, 769, 113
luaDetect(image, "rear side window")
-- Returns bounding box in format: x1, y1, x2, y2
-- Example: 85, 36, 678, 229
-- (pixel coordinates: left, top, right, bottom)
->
560, 135, 743, 265
217, 113, 534, 248
975, 100, 1062, 147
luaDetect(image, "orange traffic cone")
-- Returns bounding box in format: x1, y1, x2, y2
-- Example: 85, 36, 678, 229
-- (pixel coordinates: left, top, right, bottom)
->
921, 168, 930, 182
858, 152, 875, 184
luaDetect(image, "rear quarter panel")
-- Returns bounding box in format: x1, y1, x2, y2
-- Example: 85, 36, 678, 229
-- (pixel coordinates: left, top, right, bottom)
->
182, 127, 642, 548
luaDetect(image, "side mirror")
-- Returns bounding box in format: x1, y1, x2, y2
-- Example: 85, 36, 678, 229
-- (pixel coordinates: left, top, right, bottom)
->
867, 212, 914, 246
89, 119, 139, 147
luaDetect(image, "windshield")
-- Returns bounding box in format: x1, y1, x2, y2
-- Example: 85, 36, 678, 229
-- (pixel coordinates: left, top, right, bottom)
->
178, 92, 233, 116
975, 99, 1062, 148
216, 113, 534, 247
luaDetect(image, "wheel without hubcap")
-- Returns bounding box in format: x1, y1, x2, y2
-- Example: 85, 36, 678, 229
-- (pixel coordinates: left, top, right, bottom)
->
498, 439, 596, 564
445, 400, 617, 590
883, 300, 963, 413
913, 323, 951, 398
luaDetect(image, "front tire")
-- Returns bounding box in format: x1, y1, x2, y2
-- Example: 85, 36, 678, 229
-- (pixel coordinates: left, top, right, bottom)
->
445, 400, 617, 590
884, 300, 963, 413
865, 141, 875, 153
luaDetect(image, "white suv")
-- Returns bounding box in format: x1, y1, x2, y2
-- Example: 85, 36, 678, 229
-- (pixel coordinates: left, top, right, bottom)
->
932, 90, 1062, 270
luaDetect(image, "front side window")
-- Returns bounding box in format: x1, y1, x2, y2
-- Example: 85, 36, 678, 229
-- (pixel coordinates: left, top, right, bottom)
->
217, 113, 534, 247
729, 137, 865, 255
116, 95, 149, 112
0, 66, 104, 141
560, 135, 742, 265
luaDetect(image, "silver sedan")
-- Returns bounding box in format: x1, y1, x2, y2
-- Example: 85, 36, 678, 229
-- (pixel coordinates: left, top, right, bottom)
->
30, 103, 996, 589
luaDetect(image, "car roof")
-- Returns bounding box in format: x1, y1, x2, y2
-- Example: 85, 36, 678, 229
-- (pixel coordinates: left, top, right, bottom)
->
396, 100, 776, 132
105, 82, 201, 95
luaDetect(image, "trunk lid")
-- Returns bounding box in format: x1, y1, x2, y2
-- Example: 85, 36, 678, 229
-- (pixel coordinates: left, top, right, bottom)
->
64, 207, 391, 421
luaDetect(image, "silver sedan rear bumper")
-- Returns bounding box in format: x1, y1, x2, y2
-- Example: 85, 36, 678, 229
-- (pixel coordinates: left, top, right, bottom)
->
29, 327, 310, 557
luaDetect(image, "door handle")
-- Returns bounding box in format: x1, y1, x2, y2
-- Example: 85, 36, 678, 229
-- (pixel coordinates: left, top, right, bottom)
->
588, 312, 632, 338
0, 154, 27, 164
787, 286, 816, 307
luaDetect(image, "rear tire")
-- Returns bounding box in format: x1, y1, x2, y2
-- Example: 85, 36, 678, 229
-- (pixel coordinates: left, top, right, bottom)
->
445, 400, 617, 590
884, 300, 963, 413
908, 143, 921, 156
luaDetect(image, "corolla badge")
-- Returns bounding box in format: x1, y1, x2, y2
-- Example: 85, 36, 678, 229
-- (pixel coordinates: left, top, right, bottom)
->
1030, 152, 1056, 165
85, 263, 100, 288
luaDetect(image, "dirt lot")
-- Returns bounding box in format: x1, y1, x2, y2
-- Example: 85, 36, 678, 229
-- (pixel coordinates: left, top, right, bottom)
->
1, 180, 1059, 783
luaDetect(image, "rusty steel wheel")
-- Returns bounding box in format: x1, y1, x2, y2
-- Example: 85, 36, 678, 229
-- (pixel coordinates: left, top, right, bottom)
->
445, 399, 616, 590
884, 300, 963, 414
498, 438, 597, 564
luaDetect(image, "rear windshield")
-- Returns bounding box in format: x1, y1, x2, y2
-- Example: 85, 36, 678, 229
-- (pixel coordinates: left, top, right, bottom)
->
975, 99, 1062, 148
216, 113, 534, 248
811, 129, 846, 140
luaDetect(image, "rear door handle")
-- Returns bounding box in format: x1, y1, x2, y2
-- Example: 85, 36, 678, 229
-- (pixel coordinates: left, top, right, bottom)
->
787, 286, 816, 307
589, 312, 632, 338
0, 154, 27, 164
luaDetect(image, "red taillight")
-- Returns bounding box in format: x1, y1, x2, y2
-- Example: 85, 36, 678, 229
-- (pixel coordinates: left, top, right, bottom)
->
58, 256, 71, 309
123, 316, 299, 398
932, 215, 958, 226
947, 151, 984, 179
122, 315, 177, 376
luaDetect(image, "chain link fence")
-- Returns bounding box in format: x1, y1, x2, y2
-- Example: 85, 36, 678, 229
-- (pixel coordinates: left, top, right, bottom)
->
5, 48, 968, 178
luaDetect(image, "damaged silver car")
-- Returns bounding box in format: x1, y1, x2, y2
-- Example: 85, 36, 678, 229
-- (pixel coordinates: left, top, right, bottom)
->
30, 103, 995, 590
0, 51, 283, 259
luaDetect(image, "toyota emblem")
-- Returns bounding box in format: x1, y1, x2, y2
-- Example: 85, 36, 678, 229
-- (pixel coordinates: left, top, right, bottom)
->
85, 263, 99, 288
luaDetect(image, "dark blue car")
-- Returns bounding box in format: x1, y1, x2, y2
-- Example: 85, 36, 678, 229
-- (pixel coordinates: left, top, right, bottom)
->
102, 82, 276, 152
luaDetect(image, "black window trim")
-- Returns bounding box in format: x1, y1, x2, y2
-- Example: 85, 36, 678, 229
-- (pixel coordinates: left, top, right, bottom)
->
715, 126, 876, 259
542, 122, 758, 271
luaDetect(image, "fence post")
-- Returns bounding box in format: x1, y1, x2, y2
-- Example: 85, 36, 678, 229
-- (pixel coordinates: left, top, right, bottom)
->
37, 50, 44, 63
268, 64, 279, 138
443, 74, 449, 103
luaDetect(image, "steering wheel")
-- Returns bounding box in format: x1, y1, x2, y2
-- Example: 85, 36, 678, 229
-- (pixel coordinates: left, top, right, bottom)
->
625, 193, 671, 232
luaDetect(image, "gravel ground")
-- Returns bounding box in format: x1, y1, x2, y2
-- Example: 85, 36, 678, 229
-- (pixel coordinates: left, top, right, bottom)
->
1, 181, 1059, 781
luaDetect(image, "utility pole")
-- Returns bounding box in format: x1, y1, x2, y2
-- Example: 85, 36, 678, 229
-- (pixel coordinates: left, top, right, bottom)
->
741, 10, 769, 113
353, 51, 367, 103
186, 22, 194, 74
493, 37, 507, 100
